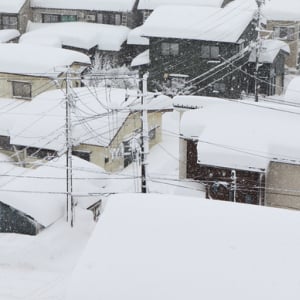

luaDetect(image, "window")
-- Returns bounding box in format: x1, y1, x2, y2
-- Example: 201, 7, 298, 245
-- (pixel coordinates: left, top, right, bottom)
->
161, 42, 179, 56
12, 81, 32, 99
1, 15, 17, 29
97, 13, 121, 25
42, 14, 77, 23
213, 82, 226, 93
273, 26, 295, 41
201, 45, 219, 59
61, 15, 77, 22
148, 128, 156, 140
42, 14, 60, 23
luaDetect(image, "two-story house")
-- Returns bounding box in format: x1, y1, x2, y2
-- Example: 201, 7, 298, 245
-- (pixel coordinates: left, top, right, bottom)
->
137, 0, 233, 24
0, 0, 31, 33
31, 0, 140, 28
141, 2, 258, 98
263, 0, 300, 69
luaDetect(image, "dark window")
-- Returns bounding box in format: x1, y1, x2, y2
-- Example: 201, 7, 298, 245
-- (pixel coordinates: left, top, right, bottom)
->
201, 45, 219, 59
161, 42, 179, 56
273, 26, 295, 41
42, 14, 60, 23
149, 128, 156, 140
2, 15, 18, 29
97, 13, 121, 25
12, 81, 32, 99
72, 150, 91, 162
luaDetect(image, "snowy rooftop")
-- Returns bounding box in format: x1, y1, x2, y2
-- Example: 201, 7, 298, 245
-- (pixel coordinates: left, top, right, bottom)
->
67, 193, 300, 300
0, 155, 108, 227
9, 87, 172, 151
138, 0, 225, 10
249, 39, 290, 63
131, 49, 150, 67
0, 44, 90, 77
180, 97, 300, 171
284, 77, 300, 104
0, 29, 20, 43
263, 0, 300, 21
141, 2, 257, 43
0, 0, 27, 13
22, 22, 130, 52
31, 0, 137, 12
127, 26, 149, 45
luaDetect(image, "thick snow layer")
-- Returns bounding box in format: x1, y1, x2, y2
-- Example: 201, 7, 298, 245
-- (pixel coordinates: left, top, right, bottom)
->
31, 0, 137, 12
127, 26, 149, 45
0, 208, 95, 300
0, 155, 107, 227
23, 22, 130, 51
138, 0, 224, 10
263, 0, 300, 21
142, 4, 256, 42
10, 87, 171, 150
0, 0, 26, 13
180, 97, 300, 171
67, 193, 300, 300
249, 39, 290, 63
131, 50, 150, 67
0, 44, 90, 77
0, 29, 20, 43
285, 77, 300, 104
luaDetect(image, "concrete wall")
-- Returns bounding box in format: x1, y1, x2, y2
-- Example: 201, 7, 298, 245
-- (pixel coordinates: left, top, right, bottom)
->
19, 0, 32, 33
266, 20, 300, 69
266, 161, 300, 210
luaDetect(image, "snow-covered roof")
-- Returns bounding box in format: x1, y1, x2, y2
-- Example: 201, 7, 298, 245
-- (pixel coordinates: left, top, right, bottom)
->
0, 155, 107, 227
263, 0, 300, 21
249, 39, 290, 63
285, 77, 300, 104
66, 193, 300, 300
22, 22, 130, 52
141, 3, 257, 43
127, 26, 149, 45
131, 50, 150, 67
31, 0, 137, 12
10, 87, 171, 151
0, 44, 90, 77
138, 0, 224, 10
180, 97, 300, 171
0, 30, 20, 43
0, 0, 27, 13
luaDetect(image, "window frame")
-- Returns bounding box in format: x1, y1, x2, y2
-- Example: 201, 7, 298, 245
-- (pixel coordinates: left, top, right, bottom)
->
161, 42, 179, 56
200, 45, 220, 59
273, 26, 295, 41
1, 15, 18, 29
12, 81, 32, 99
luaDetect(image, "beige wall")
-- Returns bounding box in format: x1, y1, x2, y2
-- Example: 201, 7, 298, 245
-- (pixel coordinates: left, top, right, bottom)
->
0, 64, 85, 100
75, 111, 163, 172
179, 138, 187, 179
266, 161, 300, 210
19, 0, 32, 33
266, 20, 300, 68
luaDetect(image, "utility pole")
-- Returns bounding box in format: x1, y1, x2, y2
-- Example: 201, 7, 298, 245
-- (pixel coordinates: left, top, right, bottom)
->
140, 72, 149, 193
65, 68, 75, 227
230, 170, 237, 203
254, 0, 265, 102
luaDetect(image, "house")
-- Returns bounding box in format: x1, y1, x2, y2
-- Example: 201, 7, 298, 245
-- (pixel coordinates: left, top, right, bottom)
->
0, 0, 31, 33
141, 1, 258, 98
137, 0, 233, 24
263, 0, 300, 69
0, 43, 90, 100
0, 154, 109, 235
5, 87, 172, 172
21, 21, 131, 65
177, 95, 300, 206
30, 0, 140, 28
66, 193, 300, 300
248, 39, 290, 95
